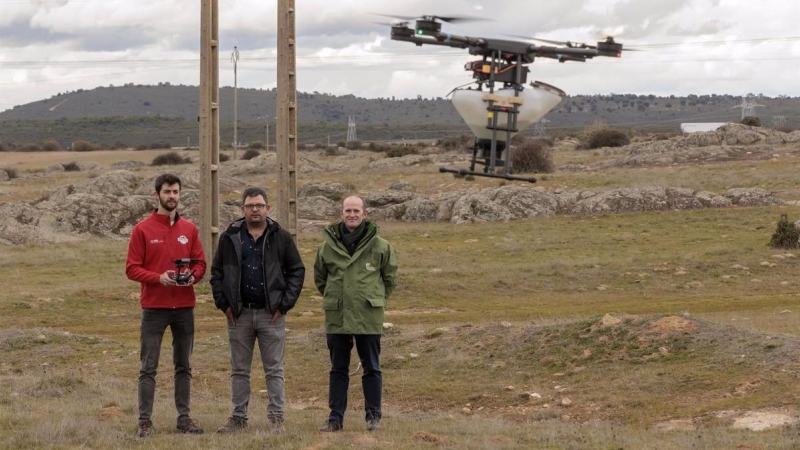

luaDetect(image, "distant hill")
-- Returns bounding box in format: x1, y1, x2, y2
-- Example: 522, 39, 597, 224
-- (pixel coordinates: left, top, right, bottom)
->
0, 84, 798, 148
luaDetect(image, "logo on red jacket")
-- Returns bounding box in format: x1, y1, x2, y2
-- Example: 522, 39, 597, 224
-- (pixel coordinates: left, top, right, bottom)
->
177, 235, 188, 245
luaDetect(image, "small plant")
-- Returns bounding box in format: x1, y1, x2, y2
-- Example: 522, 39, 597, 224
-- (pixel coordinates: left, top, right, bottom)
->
135, 144, 148, 151
511, 138, 555, 173
151, 152, 191, 166
386, 146, 419, 158
249, 141, 265, 150
345, 140, 362, 150
769, 214, 800, 249
218, 153, 230, 162
41, 140, 62, 152
18, 142, 42, 152
336, 140, 346, 148
5, 168, 18, 179
741, 116, 761, 127
241, 149, 260, 160
73, 140, 99, 152
580, 128, 630, 149
62, 162, 81, 172
436, 134, 472, 152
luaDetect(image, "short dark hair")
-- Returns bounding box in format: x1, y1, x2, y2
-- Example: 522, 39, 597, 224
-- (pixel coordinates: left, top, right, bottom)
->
241, 186, 268, 205
154, 173, 181, 194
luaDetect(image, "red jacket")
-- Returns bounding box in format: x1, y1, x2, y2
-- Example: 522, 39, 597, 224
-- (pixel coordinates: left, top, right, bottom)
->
126, 211, 206, 309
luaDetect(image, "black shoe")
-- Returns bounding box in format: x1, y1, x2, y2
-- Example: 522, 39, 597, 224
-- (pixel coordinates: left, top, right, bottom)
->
366, 418, 381, 431
319, 420, 343, 432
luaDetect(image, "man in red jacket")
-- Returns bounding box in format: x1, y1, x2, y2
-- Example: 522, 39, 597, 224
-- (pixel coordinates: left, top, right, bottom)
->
126, 173, 206, 438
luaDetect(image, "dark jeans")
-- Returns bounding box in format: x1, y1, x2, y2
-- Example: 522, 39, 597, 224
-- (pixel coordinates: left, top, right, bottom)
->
138, 308, 195, 421
326, 334, 382, 424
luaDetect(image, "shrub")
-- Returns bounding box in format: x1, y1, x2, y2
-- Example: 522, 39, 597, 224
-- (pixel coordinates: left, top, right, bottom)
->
336, 140, 346, 148
73, 140, 99, 152
241, 149, 260, 160
386, 146, 419, 158
135, 144, 148, 151
249, 141, 265, 150
218, 153, 230, 162
152, 151, 191, 166
769, 214, 800, 249
580, 128, 629, 149
62, 162, 81, 171
345, 140, 362, 150
437, 134, 473, 151
5, 168, 18, 179
741, 116, 761, 127
220, 142, 233, 150
18, 142, 42, 152
149, 142, 171, 149
41, 139, 62, 152
511, 138, 554, 173
0, 141, 12, 152
367, 142, 391, 152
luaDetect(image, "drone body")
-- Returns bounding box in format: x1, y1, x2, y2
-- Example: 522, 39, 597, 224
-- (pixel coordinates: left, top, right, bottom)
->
380, 14, 629, 182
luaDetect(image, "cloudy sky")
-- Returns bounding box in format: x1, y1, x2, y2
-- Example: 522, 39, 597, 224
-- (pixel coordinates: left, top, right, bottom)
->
0, 0, 798, 112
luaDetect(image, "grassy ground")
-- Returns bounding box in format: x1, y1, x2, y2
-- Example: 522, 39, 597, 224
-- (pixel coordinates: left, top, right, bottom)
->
2, 144, 800, 448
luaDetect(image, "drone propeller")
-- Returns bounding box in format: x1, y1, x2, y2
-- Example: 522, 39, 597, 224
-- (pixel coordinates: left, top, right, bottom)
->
372, 20, 409, 27
510, 34, 642, 51
372, 13, 488, 24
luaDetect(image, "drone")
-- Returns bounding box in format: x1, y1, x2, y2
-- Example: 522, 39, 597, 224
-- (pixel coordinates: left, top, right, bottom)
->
377, 14, 632, 182
172, 258, 199, 285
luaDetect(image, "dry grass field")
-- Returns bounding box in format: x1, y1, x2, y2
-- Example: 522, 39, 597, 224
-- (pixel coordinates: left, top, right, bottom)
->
2, 140, 800, 449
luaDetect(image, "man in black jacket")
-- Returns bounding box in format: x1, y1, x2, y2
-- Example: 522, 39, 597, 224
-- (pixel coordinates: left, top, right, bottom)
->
211, 187, 305, 434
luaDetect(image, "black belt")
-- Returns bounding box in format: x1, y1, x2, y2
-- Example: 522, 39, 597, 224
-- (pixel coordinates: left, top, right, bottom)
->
242, 303, 265, 309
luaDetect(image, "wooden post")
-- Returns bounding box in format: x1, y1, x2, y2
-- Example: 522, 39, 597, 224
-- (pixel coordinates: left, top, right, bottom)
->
276, 0, 297, 241
199, 0, 220, 261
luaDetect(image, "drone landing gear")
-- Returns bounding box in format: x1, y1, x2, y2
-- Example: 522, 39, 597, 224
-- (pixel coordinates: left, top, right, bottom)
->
439, 139, 537, 183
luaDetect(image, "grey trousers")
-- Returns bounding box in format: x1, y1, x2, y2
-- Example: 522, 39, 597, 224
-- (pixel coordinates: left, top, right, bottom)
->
227, 308, 286, 420
138, 308, 195, 421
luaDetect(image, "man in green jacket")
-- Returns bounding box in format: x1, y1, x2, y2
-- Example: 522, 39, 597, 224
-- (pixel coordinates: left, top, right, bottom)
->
314, 195, 398, 432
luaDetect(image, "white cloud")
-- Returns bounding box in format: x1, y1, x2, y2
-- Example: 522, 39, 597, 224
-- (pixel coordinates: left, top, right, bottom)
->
0, 0, 799, 112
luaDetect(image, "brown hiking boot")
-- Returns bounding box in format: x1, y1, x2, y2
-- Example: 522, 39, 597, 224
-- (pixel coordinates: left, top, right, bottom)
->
176, 417, 204, 434
319, 420, 343, 432
216, 416, 247, 434
269, 416, 285, 435
366, 418, 381, 431
136, 419, 153, 438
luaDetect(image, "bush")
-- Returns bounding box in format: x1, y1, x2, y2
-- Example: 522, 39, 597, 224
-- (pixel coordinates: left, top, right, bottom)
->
580, 128, 629, 149
511, 138, 554, 173
135, 144, 148, 151
152, 152, 191, 166
769, 214, 800, 249
18, 142, 42, 152
149, 142, 171, 149
220, 142, 233, 150
73, 140, 99, 152
367, 142, 391, 152
241, 149, 260, 160
41, 139, 62, 152
5, 168, 18, 179
0, 141, 12, 152
218, 153, 230, 162
741, 116, 761, 127
249, 141, 265, 150
437, 134, 473, 151
62, 162, 81, 172
336, 140, 346, 148
345, 140, 362, 150
386, 146, 419, 158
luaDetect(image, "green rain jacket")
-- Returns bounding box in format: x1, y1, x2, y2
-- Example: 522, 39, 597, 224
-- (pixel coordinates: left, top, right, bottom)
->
314, 220, 398, 335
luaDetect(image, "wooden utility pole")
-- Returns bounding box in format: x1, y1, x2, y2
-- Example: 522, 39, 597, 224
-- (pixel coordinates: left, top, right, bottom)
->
232, 46, 239, 160
199, 0, 220, 261
276, 0, 297, 240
